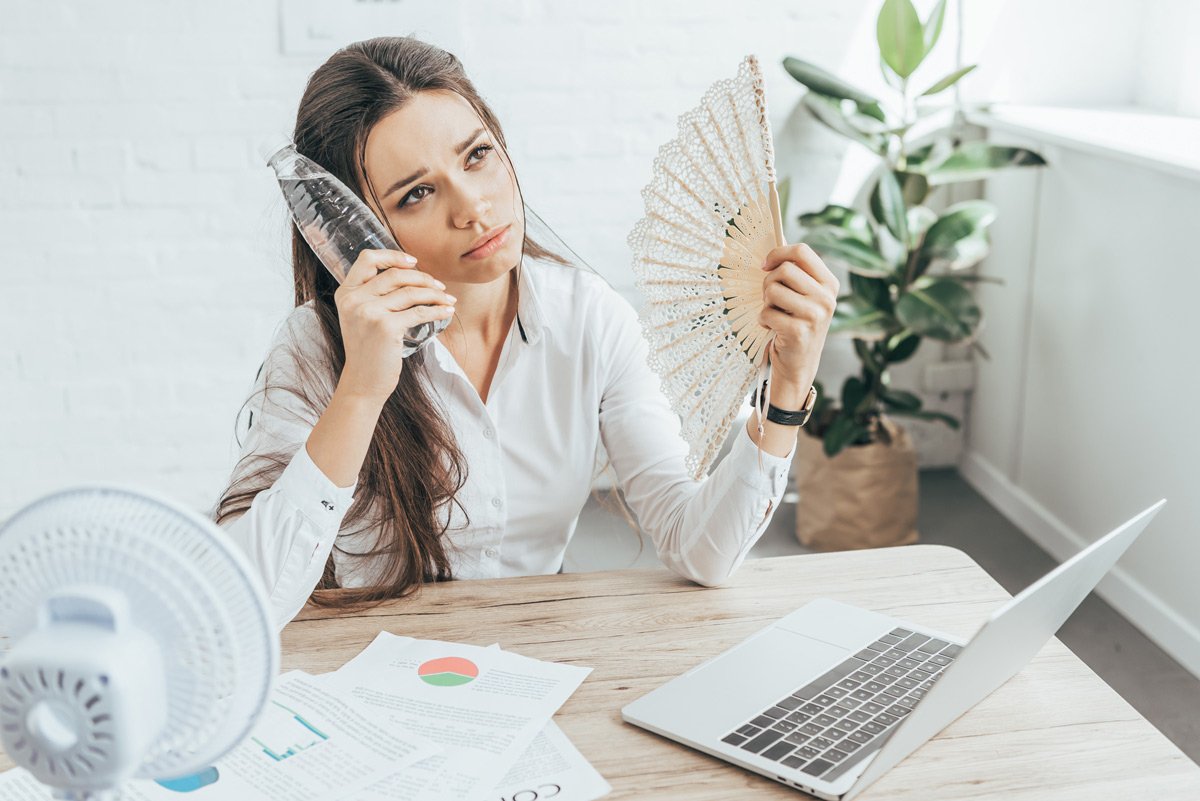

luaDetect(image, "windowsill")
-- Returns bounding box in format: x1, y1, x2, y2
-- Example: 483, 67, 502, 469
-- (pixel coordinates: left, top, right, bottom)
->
965, 104, 1200, 183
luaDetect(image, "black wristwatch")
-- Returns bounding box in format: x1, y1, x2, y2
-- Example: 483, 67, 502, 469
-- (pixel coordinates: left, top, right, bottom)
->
749, 381, 818, 427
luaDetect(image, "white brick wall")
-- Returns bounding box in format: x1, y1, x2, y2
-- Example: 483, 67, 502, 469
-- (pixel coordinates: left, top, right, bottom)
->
0, 0, 1156, 521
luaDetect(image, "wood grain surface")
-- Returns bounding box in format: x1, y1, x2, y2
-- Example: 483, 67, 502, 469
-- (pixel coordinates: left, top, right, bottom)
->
283, 544, 1200, 799
3, 545, 1197, 799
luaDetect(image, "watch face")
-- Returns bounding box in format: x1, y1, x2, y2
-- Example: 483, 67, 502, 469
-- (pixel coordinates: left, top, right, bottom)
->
800, 385, 817, 425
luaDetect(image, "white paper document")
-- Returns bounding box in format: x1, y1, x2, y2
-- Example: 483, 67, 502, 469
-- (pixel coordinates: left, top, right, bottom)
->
0, 671, 439, 801
326, 632, 592, 801
486, 719, 610, 801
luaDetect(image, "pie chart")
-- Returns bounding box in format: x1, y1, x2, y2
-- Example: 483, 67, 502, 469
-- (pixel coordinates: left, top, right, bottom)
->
418, 656, 480, 687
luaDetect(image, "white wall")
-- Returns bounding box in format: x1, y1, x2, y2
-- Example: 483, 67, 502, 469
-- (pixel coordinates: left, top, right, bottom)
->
1, 0, 1193, 521
0, 0, 880, 518
962, 122, 1200, 679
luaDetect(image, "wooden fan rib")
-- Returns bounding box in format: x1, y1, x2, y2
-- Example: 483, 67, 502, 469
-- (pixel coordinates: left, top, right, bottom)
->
689, 115, 744, 216
642, 276, 722, 289
657, 323, 738, 375
652, 304, 724, 333
724, 89, 768, 211
647, 164, 718, 230
725, 296, 763, 321
706, 98, 762, 217
653, 316, 731, 357
716, 271, 767, 289
644, 258, 721, 278
672, 349, 741, 424
722, 73, 781, 259
681, 356, 748, 430
671, 142, 731, 219
657, 158, 718, 219
645, 218, 718, 261
721, 210, 772, 267
648, 178, 720, 242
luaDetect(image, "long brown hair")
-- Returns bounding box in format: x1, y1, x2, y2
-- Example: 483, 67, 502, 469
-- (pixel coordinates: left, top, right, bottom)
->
213, 36, 591, 610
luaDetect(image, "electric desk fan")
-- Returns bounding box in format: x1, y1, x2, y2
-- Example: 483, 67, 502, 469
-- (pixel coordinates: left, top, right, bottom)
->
0, 485, 279, 800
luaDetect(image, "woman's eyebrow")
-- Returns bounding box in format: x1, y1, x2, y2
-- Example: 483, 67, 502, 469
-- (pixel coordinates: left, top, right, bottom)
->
382, 127, 486, 199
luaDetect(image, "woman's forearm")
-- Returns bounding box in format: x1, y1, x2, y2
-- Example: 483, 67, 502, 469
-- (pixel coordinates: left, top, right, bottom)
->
304, 386, 387, 488
745, 377, 810, 458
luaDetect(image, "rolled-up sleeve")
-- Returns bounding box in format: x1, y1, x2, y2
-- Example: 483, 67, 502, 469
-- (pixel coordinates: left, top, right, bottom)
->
596, 289, 795, 587
215, 308, 358, 629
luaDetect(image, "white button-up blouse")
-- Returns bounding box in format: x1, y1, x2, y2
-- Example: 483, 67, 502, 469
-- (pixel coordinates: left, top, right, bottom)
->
217, 257, 795, 629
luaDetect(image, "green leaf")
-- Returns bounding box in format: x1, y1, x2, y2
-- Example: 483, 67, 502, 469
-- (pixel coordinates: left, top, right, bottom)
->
880, 54, 903, 90
892, 170, 930, 206
906, 205, 938, 248
895, 276, 982, 341
804, 228, 894, 278
920, 200, 997, 265
841, 375, 868, 415
922, 0, 948, 55
885, 329, 921, 362
849, 273, 893, 314
877, 0, 926, 79
881, 387, 922, 411
930, 232, 990, 272
830, 294, 896, 340
824, 415, 870, 457
913, 141, 1048, 185
903, 139, 953, 170
945, 273, 1005, 285
888, 408, 961, 429
853, 339, 884, 373
797, 205, 874, 245
802, 93, 888, 154
777, 175, 791, 221
920, 64, 977, 96
782, 57, 886, 121
873, 170, 909, 247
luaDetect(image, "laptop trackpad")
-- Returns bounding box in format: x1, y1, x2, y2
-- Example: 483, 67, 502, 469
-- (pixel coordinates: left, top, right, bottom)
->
641, 627, 851, 739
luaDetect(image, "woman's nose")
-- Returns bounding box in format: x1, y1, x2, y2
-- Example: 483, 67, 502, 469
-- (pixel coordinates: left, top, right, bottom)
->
451, 186, 491, 229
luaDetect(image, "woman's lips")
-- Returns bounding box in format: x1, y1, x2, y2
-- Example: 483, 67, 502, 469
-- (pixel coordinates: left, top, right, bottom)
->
463, 224, 511, 259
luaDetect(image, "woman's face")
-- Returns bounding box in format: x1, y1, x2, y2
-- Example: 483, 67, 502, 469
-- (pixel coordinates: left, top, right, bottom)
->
360, 90, 522, 285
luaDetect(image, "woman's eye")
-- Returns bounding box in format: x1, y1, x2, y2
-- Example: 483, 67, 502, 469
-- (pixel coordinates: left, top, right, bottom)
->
397, 143, 494, 209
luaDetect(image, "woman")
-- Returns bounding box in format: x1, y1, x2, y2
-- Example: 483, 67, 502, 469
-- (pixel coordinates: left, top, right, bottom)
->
214, 36, 840, 630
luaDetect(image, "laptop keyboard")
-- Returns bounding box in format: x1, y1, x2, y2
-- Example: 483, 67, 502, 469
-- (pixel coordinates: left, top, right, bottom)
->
719, 627, 961, 783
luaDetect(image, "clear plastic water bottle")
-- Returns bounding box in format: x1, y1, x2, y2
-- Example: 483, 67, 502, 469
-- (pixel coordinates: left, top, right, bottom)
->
261, 140, 450, 357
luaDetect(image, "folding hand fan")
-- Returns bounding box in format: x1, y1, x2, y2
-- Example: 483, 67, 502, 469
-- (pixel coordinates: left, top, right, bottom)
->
627, 54, 787, 480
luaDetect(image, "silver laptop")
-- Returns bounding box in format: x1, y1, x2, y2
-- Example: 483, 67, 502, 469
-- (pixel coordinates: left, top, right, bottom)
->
622, 499, 1166, 800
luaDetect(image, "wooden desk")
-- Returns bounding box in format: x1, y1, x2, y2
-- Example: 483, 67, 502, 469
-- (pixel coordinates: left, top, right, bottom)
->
282, 545, 1200, 799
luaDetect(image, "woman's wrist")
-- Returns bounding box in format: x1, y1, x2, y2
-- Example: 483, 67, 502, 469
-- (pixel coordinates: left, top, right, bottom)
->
332, 382, 390, 412
762, 376, 814, 411
306, 385, 389, 488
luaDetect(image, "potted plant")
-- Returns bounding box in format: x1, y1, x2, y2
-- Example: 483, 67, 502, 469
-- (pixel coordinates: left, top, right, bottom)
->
778, 0, 1047, 550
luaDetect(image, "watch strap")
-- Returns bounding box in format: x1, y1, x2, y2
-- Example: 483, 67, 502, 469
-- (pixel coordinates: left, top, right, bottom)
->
749, 382, 817, 427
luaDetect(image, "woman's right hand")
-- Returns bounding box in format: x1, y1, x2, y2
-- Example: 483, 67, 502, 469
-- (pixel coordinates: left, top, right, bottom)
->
334, 248, 456, 403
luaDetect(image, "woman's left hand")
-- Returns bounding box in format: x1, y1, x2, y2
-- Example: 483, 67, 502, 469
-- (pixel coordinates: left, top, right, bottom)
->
758, 243, 841, 404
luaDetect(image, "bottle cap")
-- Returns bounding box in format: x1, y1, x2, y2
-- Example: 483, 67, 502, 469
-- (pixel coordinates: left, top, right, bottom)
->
256, 135, 295, 167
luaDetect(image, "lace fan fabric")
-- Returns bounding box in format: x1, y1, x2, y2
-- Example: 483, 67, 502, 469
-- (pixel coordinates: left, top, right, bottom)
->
627, 54, 785, 480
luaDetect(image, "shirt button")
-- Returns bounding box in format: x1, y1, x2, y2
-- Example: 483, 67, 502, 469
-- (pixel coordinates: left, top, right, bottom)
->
491, 497, 502, 508
484, 547, 499, 558
483, 427, 494, 439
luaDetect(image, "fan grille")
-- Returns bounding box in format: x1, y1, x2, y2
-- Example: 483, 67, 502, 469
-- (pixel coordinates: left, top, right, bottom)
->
0, 486, 277, 777
0, 664, 114, 782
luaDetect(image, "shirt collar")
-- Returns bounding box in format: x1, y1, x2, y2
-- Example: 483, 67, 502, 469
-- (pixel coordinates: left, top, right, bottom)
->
426, 258, 547, 376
